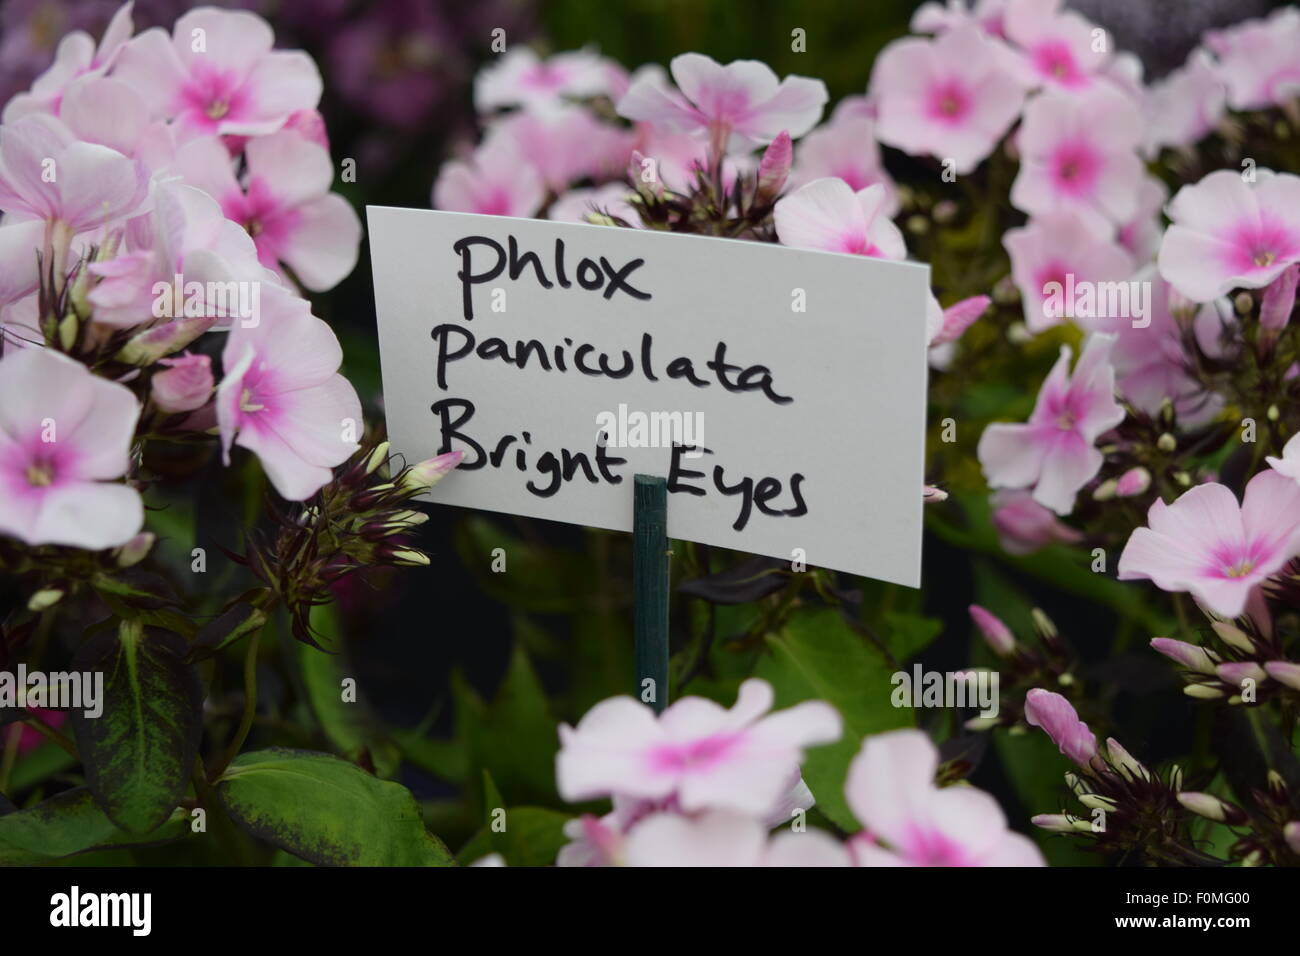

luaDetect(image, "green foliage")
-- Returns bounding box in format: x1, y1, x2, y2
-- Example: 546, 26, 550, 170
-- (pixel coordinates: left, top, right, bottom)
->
215, 748, 454, 866
70, 621, 203, 834
756, 607, 913, 830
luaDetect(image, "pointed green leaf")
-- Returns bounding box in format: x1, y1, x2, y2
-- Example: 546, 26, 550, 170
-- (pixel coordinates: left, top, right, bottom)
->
216, 748, 454, 866
71, 620, 202, 834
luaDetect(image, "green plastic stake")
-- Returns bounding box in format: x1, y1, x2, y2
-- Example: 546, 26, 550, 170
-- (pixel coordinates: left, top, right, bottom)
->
633, 474, 670, 713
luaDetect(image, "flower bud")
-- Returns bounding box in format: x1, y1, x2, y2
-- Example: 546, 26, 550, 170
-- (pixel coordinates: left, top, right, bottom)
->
117, 315, 217, 365
922, 484, 948, 504
152, 353, 213, 413
1150, 637, 1218, 674
27, 588, 64, 612
1156, 432, 1177, 453
383, 546, 430, 567
1284, 821, 1300, 855
1031, 813, 1093, 833
1114, 466, 1150, 497
1184, 683, 1225, 699
1216, 661, 1267, 685
364, 441, 391, 476
1176, 791, 1247, 825
969, 604, 1015, 657
1105, 737, 1147, 781
1211, 621, 1255, 654
1263, 660, 1300, 691
114, 532, 155, 568
1259, 263, 1299, 332
1078, 793, 1118, 812
399, 451, 463, 493
755, 130, 792, 204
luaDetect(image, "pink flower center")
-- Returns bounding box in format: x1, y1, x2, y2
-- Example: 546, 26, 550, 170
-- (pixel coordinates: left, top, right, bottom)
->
523, 63, 569, 93
182, 64, 249, 129
1207, 540, 1271, 581
1226, 215, 1300, 275
1033, 41, 1083, 86
901, 825, 975, 866
926, 80, 971, 125
650, 733, 741, 773
25, 460, 55, 487
1050, 141, 1101, 197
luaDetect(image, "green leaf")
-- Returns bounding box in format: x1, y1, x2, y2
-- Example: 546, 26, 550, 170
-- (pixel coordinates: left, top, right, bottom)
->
457, 806, 572, 867
881, 610, 943, 663
755, 607, 912, 830
451, 641, 559, 807
297, 604, 399, 777
0, 788, 188, 865
216, 748, 454, 866
187, 603, 267, 663
71, 620, 203, 834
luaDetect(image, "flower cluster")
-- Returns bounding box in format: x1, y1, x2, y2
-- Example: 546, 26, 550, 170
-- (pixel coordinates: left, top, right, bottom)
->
542, 679, 1041, 867
427, 2, 1300, 867
0, 3, 367, 560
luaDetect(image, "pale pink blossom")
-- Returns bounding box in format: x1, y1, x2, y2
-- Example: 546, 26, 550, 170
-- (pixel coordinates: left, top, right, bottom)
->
1010, 84, 1143, 235
621, 811, 850, 867
978, 333, 1124, 515
1082, 267, 1226, 425
911, 0, 1008, 37
1002, 0, 1109, 90
151, 353, 212, 413
1023, 688, 1098, 766
632, 126, 746, 195
0, 348, 142, 549
216, 286, 362, 500
1, 1, 135, 123
774, 179, 906, 258
556, 774, 816, 867
789, 116, 898, 214
1143, 49, 1227, 156
1203, 9, 1300, 112
1118, 470, 1300, 618
1158, 169, 1300, 303
1117, 175, 1168, 263
869, 23, 1026, 174
845, 729, 1044, 866
0, 220, 45, 309
990, 488, 1084, 554
48, 74, 173, 168
0, 114, 149, 234
492, 105, 635, 192
617, 53, 827, 158
547, 183, 639, 226
174, 130, 360, 291
88, 180, 264, 328
112, 8, 321, 139
431, 129, 545, 219
474, 47, 616, 113
1003, 211, 1136, 332
555, 678, 841, 817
